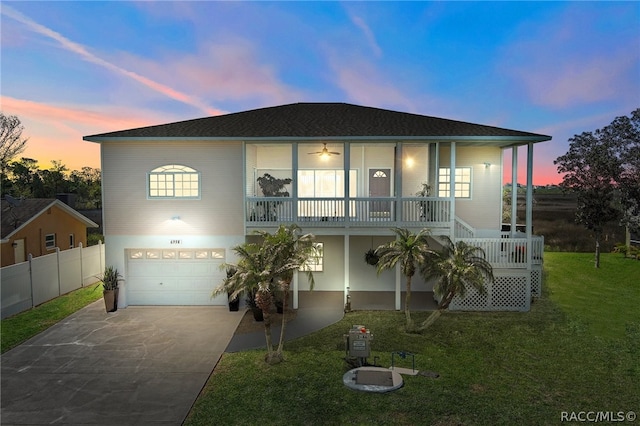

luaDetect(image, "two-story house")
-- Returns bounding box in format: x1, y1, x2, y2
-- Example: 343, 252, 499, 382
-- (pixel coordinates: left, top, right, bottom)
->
84, 103, 550, 312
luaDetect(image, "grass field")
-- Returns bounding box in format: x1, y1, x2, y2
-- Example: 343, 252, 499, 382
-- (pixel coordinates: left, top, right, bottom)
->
185, 253, 639, 425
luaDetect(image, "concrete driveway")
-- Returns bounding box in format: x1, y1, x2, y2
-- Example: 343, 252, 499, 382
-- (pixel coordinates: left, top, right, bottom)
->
1, 301, 243, 425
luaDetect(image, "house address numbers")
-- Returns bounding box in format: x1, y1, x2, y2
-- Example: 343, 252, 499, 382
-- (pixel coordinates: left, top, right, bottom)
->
170, 239, 182, 245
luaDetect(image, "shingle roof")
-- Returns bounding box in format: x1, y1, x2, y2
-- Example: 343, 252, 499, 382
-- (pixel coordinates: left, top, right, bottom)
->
1, 199, 98, 240
84, 102, 550, 141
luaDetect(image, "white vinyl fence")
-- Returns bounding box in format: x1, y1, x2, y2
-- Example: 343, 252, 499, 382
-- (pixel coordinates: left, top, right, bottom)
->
1, 242, 105, 319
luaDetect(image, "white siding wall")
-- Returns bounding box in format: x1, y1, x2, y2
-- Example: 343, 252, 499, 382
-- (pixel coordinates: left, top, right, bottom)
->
245, 144, 257, 196
438, 145, 503, 231
401, 145, 430, 196
101, 140, 244, 236
297, 236, 344, 291
349, 236, 395, 291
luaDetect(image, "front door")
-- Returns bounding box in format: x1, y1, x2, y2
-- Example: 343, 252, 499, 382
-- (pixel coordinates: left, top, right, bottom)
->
369, 169, 391, 218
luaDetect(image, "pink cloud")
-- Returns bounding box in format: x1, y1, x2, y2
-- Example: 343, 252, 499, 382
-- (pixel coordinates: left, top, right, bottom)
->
1, 96, 176, 171
1, 4, 223, 116
348, 14, 383, 58
323, 47, 418, 111
116, 40, 303, 106
2, 96, 153, 131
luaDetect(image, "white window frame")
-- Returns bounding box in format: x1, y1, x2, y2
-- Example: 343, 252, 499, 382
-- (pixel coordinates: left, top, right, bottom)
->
438, 167, 472, 198
297, 169, 357, 198
303, 242, 324, 272
45, 233, 56, 250
148, 164, 200, 199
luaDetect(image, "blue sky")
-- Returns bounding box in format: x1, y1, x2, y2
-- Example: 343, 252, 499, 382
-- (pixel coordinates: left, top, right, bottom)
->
2, 1, 638, 184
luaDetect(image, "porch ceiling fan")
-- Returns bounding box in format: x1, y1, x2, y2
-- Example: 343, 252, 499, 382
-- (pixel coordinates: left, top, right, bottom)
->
308, 143, 341, 157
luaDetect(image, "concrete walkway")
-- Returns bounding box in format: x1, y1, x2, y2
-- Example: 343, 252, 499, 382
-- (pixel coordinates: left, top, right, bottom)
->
1, 301, 244, 425
226, 307, 345, 352
1, 301, 345, 425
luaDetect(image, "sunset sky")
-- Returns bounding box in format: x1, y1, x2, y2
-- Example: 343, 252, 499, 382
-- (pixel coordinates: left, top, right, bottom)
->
2, 1, 638, 185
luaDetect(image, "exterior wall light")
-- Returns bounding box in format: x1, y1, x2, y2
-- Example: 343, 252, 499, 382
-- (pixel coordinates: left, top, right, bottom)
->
484, 162, 491, 168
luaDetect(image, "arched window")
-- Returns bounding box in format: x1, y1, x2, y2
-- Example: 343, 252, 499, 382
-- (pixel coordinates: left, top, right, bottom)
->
148, 164, 200, 199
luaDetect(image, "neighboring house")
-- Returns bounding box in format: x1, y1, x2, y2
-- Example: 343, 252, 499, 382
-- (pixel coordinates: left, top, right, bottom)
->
84, 103, 551, 312
1, 198, 99, 267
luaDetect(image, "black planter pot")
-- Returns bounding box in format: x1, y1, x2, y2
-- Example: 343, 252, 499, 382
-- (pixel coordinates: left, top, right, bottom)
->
228, 298, 240, 311
251, 306, 264, 322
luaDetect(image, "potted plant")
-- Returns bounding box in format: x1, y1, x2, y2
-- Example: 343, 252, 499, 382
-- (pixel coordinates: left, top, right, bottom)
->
364, 248, 379, 266
225, 267, 240, 311
246, 290, 264, 322
256, 173, 292, 221
415, 182, 432, 220
95, 266, 123, 313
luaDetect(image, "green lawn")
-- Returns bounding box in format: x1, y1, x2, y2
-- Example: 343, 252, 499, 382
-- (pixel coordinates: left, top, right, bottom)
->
1, 285, 102, 353
186, 253, 640, 425
2, 254, 637, 424
544, 252, 639, 339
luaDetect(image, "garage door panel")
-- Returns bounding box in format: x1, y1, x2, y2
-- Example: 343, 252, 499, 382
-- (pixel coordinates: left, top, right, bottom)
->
126, 249, 226, 306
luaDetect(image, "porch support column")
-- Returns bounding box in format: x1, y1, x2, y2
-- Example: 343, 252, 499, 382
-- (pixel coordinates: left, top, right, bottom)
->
395, 142, 403, 222
292, 142, 298, 221
434, 142, 440, 190
344, 234, 350, 307
293, 271, 299, 309
344, 141, 350, 224
526, 142, 534, 268
450, 142, 456, 239
395, 263, 402, 311
511, 146, 518, 237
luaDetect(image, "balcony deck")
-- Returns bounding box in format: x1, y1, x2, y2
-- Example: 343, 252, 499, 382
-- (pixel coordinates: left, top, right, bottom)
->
246, 196, 451, 228
246, 197, 543, 269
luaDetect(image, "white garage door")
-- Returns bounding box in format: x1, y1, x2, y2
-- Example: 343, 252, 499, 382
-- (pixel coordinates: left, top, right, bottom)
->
126, 248, 228, 305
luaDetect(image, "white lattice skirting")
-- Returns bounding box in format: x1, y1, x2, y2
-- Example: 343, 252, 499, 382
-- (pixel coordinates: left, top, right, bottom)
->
449, 269, 536, 312
530, 265, 543, 297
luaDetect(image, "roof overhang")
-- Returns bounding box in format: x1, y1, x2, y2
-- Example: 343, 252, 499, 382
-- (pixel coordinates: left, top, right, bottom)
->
84, 135, 551, 147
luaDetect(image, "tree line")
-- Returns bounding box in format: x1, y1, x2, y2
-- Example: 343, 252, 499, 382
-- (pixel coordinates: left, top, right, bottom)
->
0, 113, 101, 209
554, 108, 639, 267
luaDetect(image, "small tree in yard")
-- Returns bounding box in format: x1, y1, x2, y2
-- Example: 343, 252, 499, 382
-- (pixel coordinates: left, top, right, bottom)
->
420, 236, 494, 330
375, 227, 433, 330
214, 242, 277, 360
258, 225, 317, 360
213, 225, 317, 365
554, 109, 639, 267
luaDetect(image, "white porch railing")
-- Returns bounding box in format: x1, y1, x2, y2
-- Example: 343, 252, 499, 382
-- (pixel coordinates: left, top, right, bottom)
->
455, 217, 475, 238
246, 197, 452, 228
458, 236, 544, 269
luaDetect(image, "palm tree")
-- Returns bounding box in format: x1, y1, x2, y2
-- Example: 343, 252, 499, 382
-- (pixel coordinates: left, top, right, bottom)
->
213, 241, 279, 361
257, 225, 317, 360
375, 227, 432, 329
213, 225, 317, 364
419, 236, 494, 330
